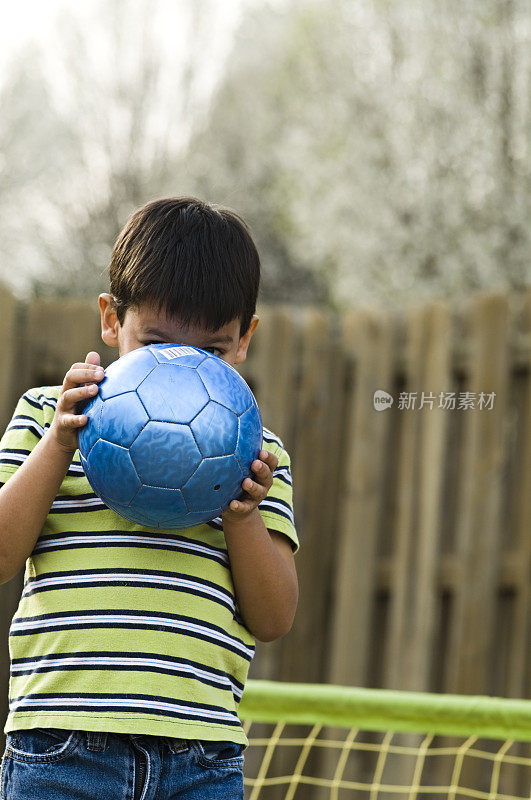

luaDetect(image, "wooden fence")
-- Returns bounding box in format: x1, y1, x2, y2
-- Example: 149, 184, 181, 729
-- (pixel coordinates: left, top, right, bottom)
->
0, 286, 529, 753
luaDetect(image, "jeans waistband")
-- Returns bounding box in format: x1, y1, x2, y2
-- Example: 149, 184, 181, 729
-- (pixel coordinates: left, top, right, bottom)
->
85, 731, 191, 754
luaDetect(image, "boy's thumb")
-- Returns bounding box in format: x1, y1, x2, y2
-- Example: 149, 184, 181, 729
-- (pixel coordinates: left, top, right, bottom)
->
85, 351, 101, 367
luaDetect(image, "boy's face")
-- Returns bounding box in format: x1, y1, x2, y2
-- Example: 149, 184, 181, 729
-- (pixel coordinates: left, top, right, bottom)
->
98, 294, 259, 367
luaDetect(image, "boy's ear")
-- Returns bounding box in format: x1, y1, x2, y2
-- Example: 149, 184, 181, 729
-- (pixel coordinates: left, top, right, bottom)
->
234, 315, 259, 365
99, 293, 120, 348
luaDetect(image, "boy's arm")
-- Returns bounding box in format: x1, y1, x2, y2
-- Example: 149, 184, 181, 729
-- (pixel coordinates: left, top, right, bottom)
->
0, 354, 104, 584
223, 509, 298, 642
0, 434, 78, 583
222, 448, 299, 642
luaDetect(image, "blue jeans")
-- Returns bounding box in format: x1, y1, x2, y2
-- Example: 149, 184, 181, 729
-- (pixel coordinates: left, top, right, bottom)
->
1, 727, 245, 799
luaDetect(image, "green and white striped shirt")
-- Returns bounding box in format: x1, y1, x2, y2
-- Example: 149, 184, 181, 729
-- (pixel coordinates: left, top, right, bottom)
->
0, 386, 298, 745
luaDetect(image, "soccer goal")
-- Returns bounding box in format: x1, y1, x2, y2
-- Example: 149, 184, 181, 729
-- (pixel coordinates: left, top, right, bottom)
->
239, 680, 531, 800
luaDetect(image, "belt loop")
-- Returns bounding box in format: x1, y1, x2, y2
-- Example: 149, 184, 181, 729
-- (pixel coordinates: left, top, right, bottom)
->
167, 737, 190, 754
86, 731, 108, 751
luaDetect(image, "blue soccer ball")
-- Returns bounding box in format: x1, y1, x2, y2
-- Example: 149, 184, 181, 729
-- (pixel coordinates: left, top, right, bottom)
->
77, 343, 263, 529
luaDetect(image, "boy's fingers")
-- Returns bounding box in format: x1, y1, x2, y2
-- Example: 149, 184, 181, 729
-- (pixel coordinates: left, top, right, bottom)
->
61, 384, 99, 407
259, 450, 279, 470
70, 362, 92, 371
229, 498, 254, 512
242, 478, 266, 499
69, 359, 101, 371
63, 367, 104, 390
61, 412, 88, 428
85, 351, 101, 367
231, 475, 268, 509
252, 460, 270, 479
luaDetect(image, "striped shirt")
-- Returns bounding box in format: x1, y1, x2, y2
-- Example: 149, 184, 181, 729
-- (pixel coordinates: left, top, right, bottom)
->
0, 386, 298, 744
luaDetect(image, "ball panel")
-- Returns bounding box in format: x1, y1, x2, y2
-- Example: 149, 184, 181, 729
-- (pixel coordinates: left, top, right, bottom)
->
85, 439, 142, 505
235, 402, 263, 476
196, 358, 251, 415
165, 509, 217, 529
78, 394, 103, 458
130, 421, 202, 488
131, 484, 188, 525
79, 451, 93, 485
189, 401, 239, 457
105, 501, 158, 528
100, 348, 158, 400
99, 392, 149, 447
80, 444, 108, 501
181, 455, 243, 513
137, 365, 209, 423
148, 343, 209, 368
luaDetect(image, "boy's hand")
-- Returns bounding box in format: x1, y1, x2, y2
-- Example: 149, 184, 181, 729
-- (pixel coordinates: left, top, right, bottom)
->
222, 449, 279, 524
48, 351, 104, 455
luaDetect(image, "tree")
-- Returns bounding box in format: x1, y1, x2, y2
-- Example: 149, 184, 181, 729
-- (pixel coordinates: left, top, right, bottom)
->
0, 44, 69, 294
183, 0, 531, 310
0, 0, 220, 298
2, 0, 530, 308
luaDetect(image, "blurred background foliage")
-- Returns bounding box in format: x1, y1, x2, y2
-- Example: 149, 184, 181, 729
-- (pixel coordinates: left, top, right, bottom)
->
0, 0, 530, 312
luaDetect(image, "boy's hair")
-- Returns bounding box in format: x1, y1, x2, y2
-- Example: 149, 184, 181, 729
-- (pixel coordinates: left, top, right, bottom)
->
108, 196, 261, 339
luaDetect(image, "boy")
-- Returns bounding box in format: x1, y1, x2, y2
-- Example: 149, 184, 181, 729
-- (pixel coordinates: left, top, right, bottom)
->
0, 197, 299, 799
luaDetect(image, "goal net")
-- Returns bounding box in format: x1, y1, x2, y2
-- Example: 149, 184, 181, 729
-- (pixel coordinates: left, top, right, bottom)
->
239, 680, 531, 800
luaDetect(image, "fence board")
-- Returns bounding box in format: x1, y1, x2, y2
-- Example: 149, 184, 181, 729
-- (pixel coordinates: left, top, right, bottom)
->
383, 305, 425, 690
276, 307, 336, 683
446, 291, 510, 695
245, 305, 303, 682
390, 301, 452, 691
408, 302, 451, 691
17, 298, 115, 396
506, 288, 531, 699
327, 306, 395, 687
250, 303, 300, 455
316, 320, 348, 680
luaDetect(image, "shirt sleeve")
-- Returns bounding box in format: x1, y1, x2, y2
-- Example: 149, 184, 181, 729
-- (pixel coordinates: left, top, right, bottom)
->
0, 389, 47, 483
258, 434, 299, 554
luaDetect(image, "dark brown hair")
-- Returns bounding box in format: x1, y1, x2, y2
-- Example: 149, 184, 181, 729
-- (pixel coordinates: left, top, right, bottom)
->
108, 196, 261, 339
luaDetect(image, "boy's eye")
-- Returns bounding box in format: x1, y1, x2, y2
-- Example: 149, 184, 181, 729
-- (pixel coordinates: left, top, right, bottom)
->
204, 347, 224, 357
